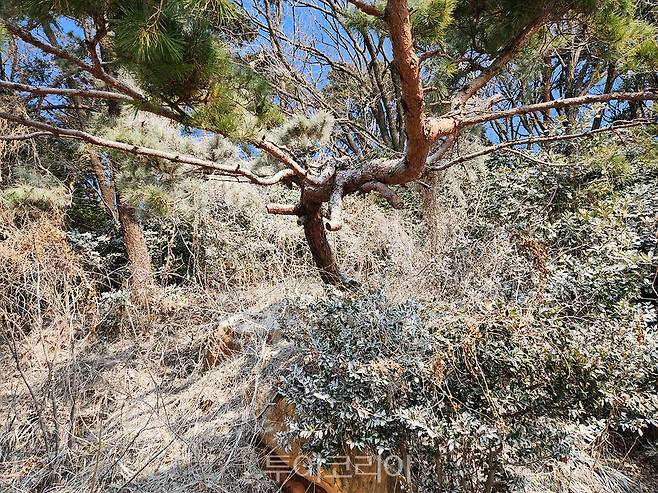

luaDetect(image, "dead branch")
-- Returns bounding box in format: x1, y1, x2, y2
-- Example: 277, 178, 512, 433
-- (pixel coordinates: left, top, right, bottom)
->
361, 180, 402, 208
266, 203, 301, 215
326, 176, 347, 231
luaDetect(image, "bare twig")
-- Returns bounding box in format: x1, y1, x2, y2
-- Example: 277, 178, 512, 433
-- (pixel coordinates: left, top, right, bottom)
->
0, 80, 132, 102
429, 120, 655, 170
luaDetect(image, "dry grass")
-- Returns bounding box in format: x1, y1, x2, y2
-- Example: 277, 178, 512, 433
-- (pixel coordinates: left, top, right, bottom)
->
521, 450, 657, 493
0, 206, 298, 492
0, 232, 300, 492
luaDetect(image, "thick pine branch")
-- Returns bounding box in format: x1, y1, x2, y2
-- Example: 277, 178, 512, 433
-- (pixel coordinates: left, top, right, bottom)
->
461, 91, 658, 127
0, 111, 294, 186
428, 90, 657, 139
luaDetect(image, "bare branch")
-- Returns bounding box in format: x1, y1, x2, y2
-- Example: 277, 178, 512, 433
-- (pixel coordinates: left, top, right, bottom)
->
361, 180, 402, 208
427, 133, 459, 165
266, 203, 301, 215
3, 22, 146, 102
0, 131, 51, 141
461, 90, 658, 127
326, 176, 347, 231
429, 119, 655, 170
0, 80, 133, 102
347, 0, 384, 19
428, 90, 657, 141
418, 48, 452, 64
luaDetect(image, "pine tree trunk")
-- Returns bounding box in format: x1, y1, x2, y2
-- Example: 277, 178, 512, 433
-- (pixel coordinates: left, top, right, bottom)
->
117, 199, 154, 291
302, 203, 345, 286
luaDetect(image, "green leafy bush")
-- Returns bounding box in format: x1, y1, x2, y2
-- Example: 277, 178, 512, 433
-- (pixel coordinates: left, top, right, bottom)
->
278, 291, 657, 492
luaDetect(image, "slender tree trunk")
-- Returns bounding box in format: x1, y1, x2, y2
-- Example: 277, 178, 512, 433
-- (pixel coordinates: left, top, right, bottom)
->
116, 198, 154, 292
89, 151, 154, 290
43, 22, 155, 292
541, 55, 553, 131
419, 171, 446, 253
89, 151, 119, 223
98, 29, 154, 291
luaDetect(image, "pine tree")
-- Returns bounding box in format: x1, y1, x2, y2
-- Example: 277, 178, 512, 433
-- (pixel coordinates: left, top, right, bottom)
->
0, 0, 656, 286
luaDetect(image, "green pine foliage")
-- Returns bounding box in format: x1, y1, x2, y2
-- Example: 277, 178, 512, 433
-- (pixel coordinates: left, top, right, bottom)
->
410, 0, 457, 45
1, 168, 71, 211
13, 0, 105, 18
109, 0, 280, 131
2, 0, 280, 136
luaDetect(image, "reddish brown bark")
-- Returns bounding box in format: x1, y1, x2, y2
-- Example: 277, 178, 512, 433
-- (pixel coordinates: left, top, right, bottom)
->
302, 202, 345, 286
385, 0, 430, 182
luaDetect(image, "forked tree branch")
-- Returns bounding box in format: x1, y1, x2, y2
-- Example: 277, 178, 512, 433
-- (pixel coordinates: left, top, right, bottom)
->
3, 22, 145, 102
